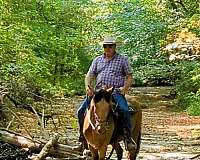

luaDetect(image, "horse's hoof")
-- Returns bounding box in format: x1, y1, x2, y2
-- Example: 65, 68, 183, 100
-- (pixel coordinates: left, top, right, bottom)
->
125, 140, 137, 151
75, 143, 85, 153
83, 149, 92, 157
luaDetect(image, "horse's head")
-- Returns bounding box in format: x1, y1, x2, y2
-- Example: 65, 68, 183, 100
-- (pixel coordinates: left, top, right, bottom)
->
90, 87, 114, 134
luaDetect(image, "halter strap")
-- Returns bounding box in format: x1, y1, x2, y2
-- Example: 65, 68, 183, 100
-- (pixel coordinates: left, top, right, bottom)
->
86, 108, 109, 132
86, 108, 96, 130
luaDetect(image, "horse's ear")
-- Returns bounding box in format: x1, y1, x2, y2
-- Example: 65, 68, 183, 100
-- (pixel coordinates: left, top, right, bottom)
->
106, 86, 114, 94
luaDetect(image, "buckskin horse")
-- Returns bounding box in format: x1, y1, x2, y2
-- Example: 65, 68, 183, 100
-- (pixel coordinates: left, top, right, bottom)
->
83, 88, 142, 160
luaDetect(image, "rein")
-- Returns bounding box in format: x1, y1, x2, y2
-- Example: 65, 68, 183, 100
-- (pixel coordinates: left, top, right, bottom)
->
86, 107, 109, 133
87, 108, 96, 130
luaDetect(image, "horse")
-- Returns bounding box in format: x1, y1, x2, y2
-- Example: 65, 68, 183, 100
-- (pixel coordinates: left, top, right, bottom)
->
83, 88, 142, 160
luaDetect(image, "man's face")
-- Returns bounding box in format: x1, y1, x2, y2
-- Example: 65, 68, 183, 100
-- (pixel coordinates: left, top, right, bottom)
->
103, 44, 116, 57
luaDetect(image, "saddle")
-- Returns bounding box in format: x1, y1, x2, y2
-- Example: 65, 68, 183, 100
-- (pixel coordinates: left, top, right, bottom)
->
112, 96, 137, 115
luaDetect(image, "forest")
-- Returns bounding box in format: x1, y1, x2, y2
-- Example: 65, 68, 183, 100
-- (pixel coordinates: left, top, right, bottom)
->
0, 0, 200, 159
1, 0, 200, 115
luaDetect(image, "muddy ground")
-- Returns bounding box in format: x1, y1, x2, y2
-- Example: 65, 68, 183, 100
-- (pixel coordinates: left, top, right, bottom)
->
1, 86, 200, 160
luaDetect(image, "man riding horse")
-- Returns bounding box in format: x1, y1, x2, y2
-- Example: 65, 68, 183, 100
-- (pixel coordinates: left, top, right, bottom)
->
77, 36, 137, 151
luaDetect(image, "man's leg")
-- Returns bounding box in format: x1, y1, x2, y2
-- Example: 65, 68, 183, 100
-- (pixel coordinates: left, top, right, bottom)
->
77, 96, 91, 149
112, 93, 137, 151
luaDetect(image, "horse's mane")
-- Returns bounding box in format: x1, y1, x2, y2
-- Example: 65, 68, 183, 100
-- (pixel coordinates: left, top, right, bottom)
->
93, 89, 112, 104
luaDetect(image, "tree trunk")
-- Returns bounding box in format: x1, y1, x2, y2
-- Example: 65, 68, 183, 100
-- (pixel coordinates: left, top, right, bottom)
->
0, 93, 6, 122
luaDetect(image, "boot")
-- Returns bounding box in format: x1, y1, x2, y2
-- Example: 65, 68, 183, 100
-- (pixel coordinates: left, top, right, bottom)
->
78, 134, 84, 152
78, 133, 88, 152
123, 128, 137, 151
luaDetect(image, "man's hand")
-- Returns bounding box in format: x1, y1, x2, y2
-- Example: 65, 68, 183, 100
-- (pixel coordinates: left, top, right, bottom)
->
86, 86, 94, 97
119, 86, 128, 95
120, 74, 133, 95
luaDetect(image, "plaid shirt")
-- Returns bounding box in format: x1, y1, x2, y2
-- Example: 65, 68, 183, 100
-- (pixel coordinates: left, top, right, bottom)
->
88, 53, 132, 91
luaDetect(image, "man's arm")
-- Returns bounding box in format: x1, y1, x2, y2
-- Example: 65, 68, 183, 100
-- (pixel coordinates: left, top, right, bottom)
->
120, 74, 134, 95
85, 72, 95, 96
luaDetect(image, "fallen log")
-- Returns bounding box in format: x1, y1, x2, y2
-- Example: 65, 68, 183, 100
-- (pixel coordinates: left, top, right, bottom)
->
34, 133, 59, 160
0, 129, 84, 159
191, 154, 200, 159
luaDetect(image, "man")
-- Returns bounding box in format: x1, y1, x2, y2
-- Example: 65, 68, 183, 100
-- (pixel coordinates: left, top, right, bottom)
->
77, 36, 136, 151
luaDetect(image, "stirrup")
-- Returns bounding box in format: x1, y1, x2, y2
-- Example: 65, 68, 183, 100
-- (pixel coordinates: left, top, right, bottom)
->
124, 138, 137, 151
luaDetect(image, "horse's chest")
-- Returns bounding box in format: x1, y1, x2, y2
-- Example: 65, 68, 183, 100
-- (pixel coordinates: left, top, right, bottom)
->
85, 121, 114, 149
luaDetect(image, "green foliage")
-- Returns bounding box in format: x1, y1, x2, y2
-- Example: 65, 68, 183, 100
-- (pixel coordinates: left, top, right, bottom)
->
0, 0, 94, 96
186, 94, 200, 116
164, 0, 200, 17
134, 59, 181, 86
175, 61, 200, 114
181, 0, 200, 17
187, 14, 200, 36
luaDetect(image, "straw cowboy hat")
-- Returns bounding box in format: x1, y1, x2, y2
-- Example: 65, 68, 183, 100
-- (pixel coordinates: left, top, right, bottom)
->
102, 37, 117, 45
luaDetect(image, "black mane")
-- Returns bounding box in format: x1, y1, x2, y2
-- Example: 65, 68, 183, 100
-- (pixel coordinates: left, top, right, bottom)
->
93, 89, 112, 104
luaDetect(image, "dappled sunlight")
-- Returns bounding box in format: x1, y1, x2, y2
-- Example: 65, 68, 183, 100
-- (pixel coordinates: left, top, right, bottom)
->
136, 86, 200, 159
163, 28, 200, 61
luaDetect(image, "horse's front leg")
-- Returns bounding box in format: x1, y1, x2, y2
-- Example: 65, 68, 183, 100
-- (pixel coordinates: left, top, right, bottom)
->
98, 145, 107, 160
113, 143, 123, 160
88, 144, 99, 160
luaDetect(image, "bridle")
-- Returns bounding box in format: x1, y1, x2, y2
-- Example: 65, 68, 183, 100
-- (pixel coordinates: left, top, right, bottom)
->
87, 98, 112, 134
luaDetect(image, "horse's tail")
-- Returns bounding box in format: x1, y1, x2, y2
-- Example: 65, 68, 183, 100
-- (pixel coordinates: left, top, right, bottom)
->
106, 144, 115, 160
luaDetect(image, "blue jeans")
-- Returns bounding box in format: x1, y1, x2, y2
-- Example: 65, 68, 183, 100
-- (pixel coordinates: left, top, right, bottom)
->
77, 96, 92, 133
77, 93, 131, 133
